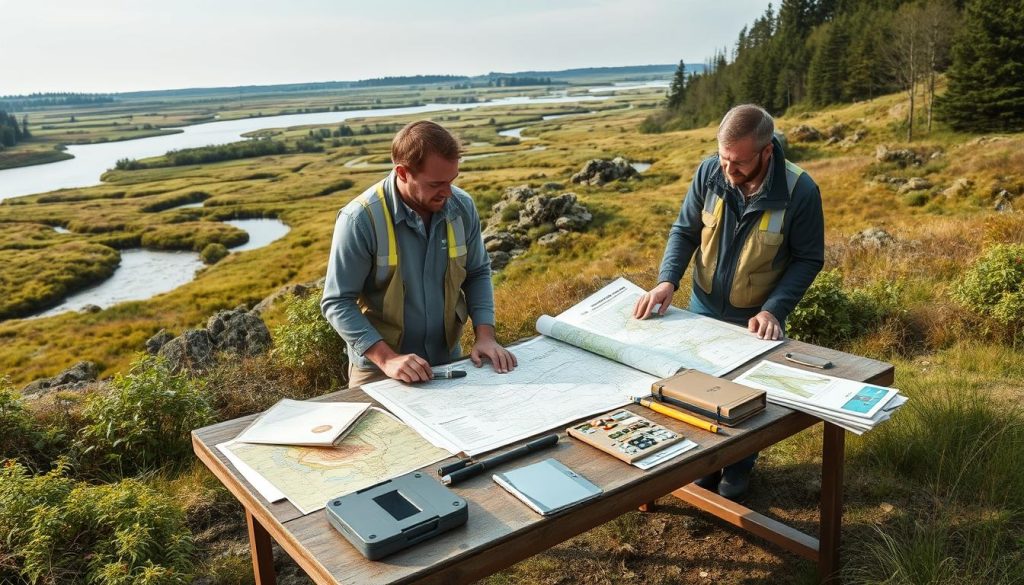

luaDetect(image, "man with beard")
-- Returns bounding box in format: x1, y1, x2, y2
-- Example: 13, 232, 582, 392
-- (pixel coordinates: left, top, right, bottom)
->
632, 104, 824, 499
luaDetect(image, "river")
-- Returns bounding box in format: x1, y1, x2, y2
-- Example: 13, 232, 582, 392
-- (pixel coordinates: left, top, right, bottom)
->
0, 93, 613, 201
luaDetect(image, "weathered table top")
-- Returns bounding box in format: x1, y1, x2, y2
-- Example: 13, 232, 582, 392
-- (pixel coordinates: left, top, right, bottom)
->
193, 337, 893, 584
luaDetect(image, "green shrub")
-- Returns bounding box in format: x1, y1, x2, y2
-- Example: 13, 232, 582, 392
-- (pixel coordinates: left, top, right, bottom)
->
78, 356, 213, 476
200, 243, 229, 265
272, 291, 347, 386
500, 202, 523, 222
0, 460, 194, 584
952, 244, 1024, 340
0, 378, 47, 468
788, 269, 899, 347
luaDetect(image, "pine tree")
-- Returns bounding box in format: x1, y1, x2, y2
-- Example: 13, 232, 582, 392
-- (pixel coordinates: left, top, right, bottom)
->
937, 0, 1024, 131
667, 60, 688, 110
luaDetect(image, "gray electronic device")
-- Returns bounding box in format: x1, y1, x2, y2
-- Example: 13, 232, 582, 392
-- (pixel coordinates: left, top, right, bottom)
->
325, 471, 468, 560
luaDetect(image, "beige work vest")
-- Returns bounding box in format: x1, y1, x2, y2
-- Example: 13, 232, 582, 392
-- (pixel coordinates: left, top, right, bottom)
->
355, 181, 469, 354
694, 160, 806, 309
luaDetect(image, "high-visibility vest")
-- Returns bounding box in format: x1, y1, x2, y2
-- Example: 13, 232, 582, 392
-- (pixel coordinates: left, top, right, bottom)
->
694, 160, 806, 308
354, 180, 469, 356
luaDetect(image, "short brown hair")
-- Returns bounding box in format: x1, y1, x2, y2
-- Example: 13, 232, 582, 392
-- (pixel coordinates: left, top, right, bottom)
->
718, 104, 774, 149
391, 121, 462, 172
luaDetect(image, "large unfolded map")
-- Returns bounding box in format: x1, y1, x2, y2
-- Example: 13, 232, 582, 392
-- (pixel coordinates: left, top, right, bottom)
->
361, 336, 658, 455
537, 277, 781, 377
217, 408, 450, 514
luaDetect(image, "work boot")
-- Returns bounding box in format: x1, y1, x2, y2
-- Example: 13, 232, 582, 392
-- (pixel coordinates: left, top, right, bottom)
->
718, 465, 751, 500
693, 470, 721, 491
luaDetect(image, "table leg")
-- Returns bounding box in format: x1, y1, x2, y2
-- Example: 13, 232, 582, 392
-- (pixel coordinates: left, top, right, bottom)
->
246, 509, 277, 585
819, 422, 845, 584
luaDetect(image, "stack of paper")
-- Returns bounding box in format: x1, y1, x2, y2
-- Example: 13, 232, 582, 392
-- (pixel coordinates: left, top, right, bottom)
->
733, 361, 907, 434
235, 399, 371, 446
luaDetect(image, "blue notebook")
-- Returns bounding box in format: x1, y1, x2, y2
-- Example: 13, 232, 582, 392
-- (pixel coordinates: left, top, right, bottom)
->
492, 458, 602, 516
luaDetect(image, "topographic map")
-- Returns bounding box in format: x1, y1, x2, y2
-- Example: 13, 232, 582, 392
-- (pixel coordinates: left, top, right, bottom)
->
538, 277, 781, 377
219, 408, 450, 514
362, 336, 659, 455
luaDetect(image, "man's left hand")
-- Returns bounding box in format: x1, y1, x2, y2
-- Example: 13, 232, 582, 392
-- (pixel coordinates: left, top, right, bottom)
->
748, 311, 783, 340
471, 326, 518, 373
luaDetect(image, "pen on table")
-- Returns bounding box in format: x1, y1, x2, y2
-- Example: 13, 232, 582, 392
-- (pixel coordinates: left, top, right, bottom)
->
633, 396, 721, 434
432, 369, 467, 380
437, 458, 473, 477
441, 434, 559, 486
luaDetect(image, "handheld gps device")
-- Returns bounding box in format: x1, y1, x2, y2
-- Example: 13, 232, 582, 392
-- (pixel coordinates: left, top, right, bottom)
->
325, 471, 468, 560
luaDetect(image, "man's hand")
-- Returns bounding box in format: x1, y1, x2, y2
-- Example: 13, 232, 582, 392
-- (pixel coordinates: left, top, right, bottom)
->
471, 325, 517, 373
748, 310, 783, 340
633, 282, 675, 319
364, 341, 433, 383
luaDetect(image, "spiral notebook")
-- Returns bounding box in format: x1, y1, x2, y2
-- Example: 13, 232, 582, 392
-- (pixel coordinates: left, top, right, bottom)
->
492, 458, 602, 516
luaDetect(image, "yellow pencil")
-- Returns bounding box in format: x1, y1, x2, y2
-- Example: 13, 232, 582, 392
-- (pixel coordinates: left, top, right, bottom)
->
635, 396, 720, 434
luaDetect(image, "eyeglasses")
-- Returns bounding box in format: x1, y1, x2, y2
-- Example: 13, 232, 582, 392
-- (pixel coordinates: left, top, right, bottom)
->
719, 145, 769, 168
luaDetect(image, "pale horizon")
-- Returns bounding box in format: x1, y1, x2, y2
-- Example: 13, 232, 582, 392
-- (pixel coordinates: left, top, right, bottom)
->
3, 0, 771, 95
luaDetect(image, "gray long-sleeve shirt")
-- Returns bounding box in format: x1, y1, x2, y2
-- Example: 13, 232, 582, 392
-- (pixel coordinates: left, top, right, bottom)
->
321, 172, 495, 369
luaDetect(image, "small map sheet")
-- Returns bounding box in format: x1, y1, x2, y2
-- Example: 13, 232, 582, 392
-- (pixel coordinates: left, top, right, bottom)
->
217, 407, 451, 514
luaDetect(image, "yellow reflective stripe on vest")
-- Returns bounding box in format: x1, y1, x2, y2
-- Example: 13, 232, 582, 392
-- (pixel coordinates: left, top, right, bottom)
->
355, 181, 398, 285
358, 180, 468, 284
757, 160, 805, 234
703, 192, 725, 217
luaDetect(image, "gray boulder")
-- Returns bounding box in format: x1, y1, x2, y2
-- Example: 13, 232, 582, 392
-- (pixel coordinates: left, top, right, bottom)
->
942, 178, 974, 199
898, 178, 932, 194
489, 250, 511, 271
790, 125, 823, 142
994, 190, 1015, 213
876, 145, 921, 167
21, 360, 99, 397
484, 231, 518, 253
207, 309, 273, 356
571, 157, 639, 186
850, 227, 896, 249
158, 329, 215, 374
146, 328, 174, 355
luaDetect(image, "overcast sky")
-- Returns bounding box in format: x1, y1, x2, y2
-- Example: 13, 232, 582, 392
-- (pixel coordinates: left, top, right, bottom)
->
3, 0, 772, 95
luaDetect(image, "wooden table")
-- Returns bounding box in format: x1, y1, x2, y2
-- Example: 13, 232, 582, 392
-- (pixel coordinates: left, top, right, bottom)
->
192, 338, 893, 585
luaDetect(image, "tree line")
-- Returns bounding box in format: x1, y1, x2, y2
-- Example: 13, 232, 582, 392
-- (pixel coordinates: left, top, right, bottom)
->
0, 92, 115, 111
647, 0, 1023, 136
0, 110, 30, 148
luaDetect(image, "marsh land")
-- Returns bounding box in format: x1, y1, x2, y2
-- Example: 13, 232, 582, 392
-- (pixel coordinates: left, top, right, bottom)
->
1, 68, 1022, 584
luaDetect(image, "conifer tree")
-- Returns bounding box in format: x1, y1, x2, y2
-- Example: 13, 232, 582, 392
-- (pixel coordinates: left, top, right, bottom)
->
667, 60, 688, 110
937, 0, 1024, 131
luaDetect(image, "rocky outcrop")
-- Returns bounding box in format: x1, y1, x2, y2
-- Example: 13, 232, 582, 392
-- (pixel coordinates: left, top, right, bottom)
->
145, 329, 174, 355
21, 361, 99, 398
875, 145, 922, 167
571, 157, 639, 186
850, 227, 896, 249
207, 308, 273, 355
942, 178, 974, 199
790, 125, 823, 142
898, 178, 932, 194
156, 308, 273, 373
994, 190, 1016, 213
483, 185, 593, 270
158, 329, 216, 374
252, 278, 325, 315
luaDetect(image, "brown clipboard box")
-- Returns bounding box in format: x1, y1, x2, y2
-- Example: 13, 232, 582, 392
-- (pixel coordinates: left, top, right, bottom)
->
652, 370, 767, 427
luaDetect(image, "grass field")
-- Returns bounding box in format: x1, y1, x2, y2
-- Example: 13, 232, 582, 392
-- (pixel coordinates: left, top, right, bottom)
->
1, 79, 1022, 584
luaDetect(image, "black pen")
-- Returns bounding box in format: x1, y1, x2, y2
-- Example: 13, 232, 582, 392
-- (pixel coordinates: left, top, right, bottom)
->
441, 434, 559, 486
432, 369, 467, 380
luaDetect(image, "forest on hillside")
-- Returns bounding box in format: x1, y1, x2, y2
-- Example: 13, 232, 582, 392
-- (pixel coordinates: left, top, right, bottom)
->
646, 0, 1024, 136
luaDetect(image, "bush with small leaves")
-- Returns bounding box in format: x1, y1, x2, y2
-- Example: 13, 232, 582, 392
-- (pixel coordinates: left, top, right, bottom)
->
952, 243, 1024, 340
77, 355, 213, 476
200, 242, 229, 264
788, 269, 894, 347
0, 459, 194, 584
273, 290, 347, 386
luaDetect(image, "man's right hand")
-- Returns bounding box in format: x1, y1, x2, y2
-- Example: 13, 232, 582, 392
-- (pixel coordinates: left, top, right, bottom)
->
364, 341, 433, 383
632, 282, 676, 319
